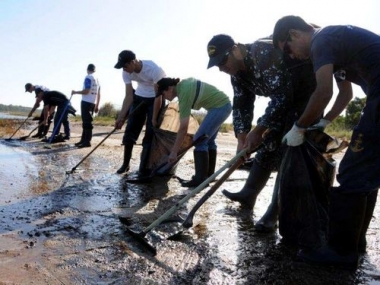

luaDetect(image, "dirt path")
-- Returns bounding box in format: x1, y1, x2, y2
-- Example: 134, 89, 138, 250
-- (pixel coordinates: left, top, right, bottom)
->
0, 121, 379, 284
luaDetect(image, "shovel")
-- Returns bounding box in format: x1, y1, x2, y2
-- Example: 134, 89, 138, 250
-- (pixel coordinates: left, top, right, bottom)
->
66, 101, 145, 174
5, 116, 30, 141
125, 134, 208, 183
19, 124, 40, 140
123, 148, 249, 255
182, 145, 264, 228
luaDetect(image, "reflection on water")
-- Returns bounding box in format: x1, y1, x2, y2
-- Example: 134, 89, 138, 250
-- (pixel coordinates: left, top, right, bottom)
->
0, 142, 37, 205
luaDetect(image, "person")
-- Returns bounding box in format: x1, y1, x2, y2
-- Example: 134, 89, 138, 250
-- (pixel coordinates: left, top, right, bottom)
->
25, 83, 55, 138
155, 77, 232, 187
273, 15, 380, 269
206, 34, 317, 232
40, 90, 76, 142
71, 64, 101, 148
114, 50, 166, 177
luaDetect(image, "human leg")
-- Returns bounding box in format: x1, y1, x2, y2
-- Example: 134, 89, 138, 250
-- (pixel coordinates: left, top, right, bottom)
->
222, 160, 271, 209
77, 101, 95, 148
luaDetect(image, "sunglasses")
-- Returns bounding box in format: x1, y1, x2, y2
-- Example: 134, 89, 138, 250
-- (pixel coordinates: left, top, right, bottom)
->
283, 33, 292, 54
218, 49, 231, 67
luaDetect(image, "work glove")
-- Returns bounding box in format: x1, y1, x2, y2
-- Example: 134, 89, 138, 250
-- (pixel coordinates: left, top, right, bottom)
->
282, 123, 306, 146
308, 118, 331, 131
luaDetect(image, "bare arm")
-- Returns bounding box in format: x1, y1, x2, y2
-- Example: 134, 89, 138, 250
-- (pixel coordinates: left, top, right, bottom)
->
323, 80, 353, 122
71, 88, 90, 95
115, 84, 134, 129
94, 87, 101, 113
152, 95, 162, 127
297, 64, 334, 127
28, 94, 43, 117
168, 116, 190, 163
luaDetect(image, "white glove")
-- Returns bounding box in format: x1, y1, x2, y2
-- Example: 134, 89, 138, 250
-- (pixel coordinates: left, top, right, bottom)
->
308, 118, 331, 131
282, 123, 306, 146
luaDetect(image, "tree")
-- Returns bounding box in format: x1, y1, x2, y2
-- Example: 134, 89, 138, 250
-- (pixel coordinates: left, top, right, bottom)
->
345, 97, 366, 129
98, 102, 118, 118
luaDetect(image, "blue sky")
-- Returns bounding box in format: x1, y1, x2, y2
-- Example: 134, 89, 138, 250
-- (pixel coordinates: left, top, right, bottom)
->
1, 0, 379, 122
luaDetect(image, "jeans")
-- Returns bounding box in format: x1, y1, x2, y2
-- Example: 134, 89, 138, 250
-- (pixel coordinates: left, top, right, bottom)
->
81, 101, 95, 130
53, 103, 70, 137
194, 102, 232, 152
122, 95, 155, 149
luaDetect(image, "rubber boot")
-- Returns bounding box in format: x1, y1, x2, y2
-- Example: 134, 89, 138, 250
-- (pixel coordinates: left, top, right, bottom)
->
298, 190, 366, 269
358, 189, 378, 253
222, 160, 271, 209
208, 149, 217, 177
116, 141, 134, 174
181, 151, 209, 187
75, 130, 85, 146
254, 176, 279, 232
32, 124, 45, 138
77, 129, 92, 148
138, 147, 152, 178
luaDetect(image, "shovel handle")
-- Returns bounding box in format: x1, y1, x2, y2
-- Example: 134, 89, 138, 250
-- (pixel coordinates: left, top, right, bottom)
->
182, 155, 246, 228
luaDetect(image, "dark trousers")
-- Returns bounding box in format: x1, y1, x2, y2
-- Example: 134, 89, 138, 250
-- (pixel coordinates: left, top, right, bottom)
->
81, 101, 95, 130
122, 95, 155, 150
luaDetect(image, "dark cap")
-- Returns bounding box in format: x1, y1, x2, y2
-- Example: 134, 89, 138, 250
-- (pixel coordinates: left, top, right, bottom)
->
114, 50, 136, 69
207, 34, 235, 69
25, 83, 32, 92
87, 64, 95, 72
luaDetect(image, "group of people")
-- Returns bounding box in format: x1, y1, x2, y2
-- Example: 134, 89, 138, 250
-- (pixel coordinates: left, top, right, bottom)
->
26, 63, 101, 147
25, 15, 379, 270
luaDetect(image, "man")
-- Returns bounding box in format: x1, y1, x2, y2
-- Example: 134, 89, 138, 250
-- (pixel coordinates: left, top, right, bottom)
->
25, 83, 55, 138
207, 34, 317, 232
41, 90, 76, 142
71, 64, 101, 148
273, 15, 380, 269
114, 50, 166, 177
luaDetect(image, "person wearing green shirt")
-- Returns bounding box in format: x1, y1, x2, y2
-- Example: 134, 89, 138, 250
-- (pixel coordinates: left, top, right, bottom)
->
155, 77, 232, 187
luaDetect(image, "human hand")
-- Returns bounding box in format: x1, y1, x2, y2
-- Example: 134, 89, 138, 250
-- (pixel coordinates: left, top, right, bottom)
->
114, 119, 124, 130
71, 90, 76, 95
308, 118, 331, 131
282, 123, 306, 146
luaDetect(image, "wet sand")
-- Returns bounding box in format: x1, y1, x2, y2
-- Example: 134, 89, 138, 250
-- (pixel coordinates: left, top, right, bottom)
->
0, 120, 379, 284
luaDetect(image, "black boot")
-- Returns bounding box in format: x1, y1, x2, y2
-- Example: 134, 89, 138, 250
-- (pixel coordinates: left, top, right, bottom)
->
138, 147, 152, 178
358, 189, 378, 253
208, 149, 217, 177
254, 176, 279, 232
75, 130, 85, 146
298, 190, 366, 269
181, 151, 209, 187
32, 124, 45, 138
116, 141, 134, 174
222, 160, 271, 210
77, 129, 92, 148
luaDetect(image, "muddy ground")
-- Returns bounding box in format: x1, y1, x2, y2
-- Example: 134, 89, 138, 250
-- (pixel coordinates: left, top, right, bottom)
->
0, 119, 379, 285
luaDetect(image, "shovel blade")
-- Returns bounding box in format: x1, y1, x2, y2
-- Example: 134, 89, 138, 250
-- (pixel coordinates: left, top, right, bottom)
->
125, 227, 157, 256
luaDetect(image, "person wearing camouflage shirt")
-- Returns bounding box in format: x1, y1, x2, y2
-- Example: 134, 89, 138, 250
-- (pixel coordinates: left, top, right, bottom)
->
207, 34, 316, 232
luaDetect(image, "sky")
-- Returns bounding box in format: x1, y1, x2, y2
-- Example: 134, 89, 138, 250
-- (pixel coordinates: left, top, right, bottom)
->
1, 0, 379, 123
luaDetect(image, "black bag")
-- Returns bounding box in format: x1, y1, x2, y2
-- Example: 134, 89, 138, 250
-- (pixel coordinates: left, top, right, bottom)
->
278, 130, 336, 248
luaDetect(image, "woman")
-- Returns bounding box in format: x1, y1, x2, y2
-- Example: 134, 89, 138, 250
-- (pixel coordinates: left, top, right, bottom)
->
155, 77, 232, 187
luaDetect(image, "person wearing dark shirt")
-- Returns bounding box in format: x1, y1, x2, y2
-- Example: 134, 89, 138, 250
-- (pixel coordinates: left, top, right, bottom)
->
273, 15, 380, 269
41, 91, 75, 141
207, 34, 317, 232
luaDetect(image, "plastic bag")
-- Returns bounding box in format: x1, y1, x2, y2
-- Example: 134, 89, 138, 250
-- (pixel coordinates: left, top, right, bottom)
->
278, 130, 337, 248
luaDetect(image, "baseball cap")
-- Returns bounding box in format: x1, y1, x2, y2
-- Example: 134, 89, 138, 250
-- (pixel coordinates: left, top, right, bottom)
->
114, 50, 136, 69
25, 83, 32, 92
87, 64, 95, 71
207, 34, 235, 69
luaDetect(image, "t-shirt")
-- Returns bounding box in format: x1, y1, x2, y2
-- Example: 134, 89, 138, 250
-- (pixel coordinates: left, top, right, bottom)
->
122, 60, 166, 98
176, 77, 230, 119
82, 73, 100, 104
42, 91, 68, 107
34, 85, 50, 98
311, 25, 380, 93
